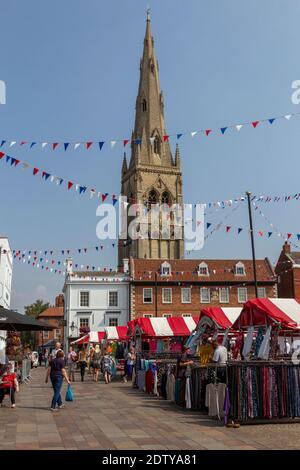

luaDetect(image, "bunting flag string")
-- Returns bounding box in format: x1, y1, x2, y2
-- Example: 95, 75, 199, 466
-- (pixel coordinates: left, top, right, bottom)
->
2, 241, 117, 257
13, 253, 124, 279
0, 111, 299, 152
254, 203, 300, 250
0, 151, 118, 204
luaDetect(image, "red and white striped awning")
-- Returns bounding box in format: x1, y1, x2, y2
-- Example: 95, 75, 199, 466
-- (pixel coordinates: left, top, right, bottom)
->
104, 326, 128, 341
70, 331, 105, 345
198, 307, 242, 330
232, 298, 300, 330
134, 316, 199, 337
71, 326, 128, 345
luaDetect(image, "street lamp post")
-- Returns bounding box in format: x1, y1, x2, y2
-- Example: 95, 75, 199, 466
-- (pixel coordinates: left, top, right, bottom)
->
246, 191, 258, 298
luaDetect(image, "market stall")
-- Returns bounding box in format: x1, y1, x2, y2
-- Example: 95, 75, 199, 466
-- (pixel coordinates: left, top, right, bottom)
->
103, 326, 129, 374
224, 298, 300, 424
130, 316, 199, 397
70, 331, 105, 346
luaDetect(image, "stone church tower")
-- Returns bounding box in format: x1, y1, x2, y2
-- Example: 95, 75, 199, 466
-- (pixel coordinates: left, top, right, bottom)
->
118, 12, 184, 267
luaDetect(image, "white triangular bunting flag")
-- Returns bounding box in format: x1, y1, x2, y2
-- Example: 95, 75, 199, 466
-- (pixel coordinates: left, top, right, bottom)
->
285, 114, 292, 120
42, 142, 48, 148
110, 140, 117, 148
22, 163, 29, 170
50, 175, 55, 183
10, 141, 16, 147
191, 131, 197, 138
75, 184, 79, 191
74, 143, 80, 150
150, 137, 155, 145
90, 190, 95, 199
236, 125, 243, 131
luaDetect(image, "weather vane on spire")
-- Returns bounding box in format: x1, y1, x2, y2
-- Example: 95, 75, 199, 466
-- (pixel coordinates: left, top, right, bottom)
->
146, 5, 151, 20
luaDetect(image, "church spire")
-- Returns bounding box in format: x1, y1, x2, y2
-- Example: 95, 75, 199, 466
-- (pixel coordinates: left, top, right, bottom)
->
130, 12, 173, 168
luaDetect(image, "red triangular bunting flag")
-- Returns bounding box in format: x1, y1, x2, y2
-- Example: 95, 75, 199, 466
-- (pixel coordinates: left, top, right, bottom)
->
86, 142, 93, 149
20, 141, 27, 145
52, 142, 59, 150
205, 129, 212, 136
14, 159, 20, 167
163, 135, 169, 142
68, 181, 73, 190
33, 168, 39, 176
226, 226, 231, 232
123, 139, 129, 147
287, 233, 292, 239
252, 121, 259, 128
0, 152, 5, 159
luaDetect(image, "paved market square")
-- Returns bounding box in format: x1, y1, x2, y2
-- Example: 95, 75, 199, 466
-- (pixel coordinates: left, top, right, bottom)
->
1, 367, 300, 450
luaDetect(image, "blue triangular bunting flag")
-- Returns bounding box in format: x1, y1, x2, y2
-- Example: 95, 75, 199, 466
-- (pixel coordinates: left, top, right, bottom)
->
0, 140, 6, 147
206, 223, 211, 229
268, 232, 272, 238
297, 234, 300, 241
135, 139, 141, 145
221, 127, 227, 134
30, 142, 36, 148
5, 155, 10, 163
177, 133, 183, 140
238, 228, 243, 234
268, 118, 275, 124
98, 141, 104, 151
79, 186, 87, 194
64, 143, 69, 151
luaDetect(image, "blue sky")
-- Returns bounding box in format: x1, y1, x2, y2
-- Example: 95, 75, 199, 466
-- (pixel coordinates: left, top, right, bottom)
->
1, 0, 300, 311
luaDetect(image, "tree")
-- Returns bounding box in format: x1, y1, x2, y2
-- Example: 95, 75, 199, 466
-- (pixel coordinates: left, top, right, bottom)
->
21, 299, 50, 349
25, 299, 50, 319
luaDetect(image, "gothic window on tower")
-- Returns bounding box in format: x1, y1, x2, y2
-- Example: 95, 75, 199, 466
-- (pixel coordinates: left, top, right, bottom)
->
161, 191, 171, 205
153, 135, 161, 155
142, 99, 147, 112
146, 189, 158, 210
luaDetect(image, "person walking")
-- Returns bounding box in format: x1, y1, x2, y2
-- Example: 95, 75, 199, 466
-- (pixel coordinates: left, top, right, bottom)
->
45, 350, 70, 411
92, 344, 102, 382
49, 342, 63, 363
78, 347, 88, 382
38, 351, 43, 367
123, 346, 136, 383
0, 364, 19, 408
101, 351, 116, 384
88, 344, 95, 374
44, 349, 49, 368
66, 346, 78, 382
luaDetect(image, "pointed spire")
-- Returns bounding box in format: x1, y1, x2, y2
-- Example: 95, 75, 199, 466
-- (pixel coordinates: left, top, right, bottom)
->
122, 153, 128, 174
175, 143, 181, 167
129, 13, 173, 168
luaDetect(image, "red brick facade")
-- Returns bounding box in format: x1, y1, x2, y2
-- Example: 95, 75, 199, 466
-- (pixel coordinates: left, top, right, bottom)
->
36, 295, 65, 348
275, 242, 300, 298
130, 258, 277, 319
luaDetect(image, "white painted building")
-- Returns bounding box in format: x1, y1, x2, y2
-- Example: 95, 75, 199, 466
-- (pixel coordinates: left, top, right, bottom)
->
62, 259, 130, 349
0, 237, 13, 363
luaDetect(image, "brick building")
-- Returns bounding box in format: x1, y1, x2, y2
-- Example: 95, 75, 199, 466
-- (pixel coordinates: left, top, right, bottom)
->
129, 258, 277, 319
36, 294, 65, 348
275, 242, 300, 298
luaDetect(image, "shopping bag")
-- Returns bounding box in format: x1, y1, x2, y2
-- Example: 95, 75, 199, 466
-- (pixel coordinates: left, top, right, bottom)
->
65, 384, 74, 402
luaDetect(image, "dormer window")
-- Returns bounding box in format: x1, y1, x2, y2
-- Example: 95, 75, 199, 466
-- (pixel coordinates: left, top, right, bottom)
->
235, 261, 245, 276
142, 99, 147, 112
161, 261, 171, 276
198, 262, 209, 276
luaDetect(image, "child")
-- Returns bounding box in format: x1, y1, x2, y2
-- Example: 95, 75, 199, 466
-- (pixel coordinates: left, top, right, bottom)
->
0, 364, 19, 408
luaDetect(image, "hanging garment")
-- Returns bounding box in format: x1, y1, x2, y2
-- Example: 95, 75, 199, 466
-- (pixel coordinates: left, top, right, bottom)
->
242, 326, 255, 358
205, 383, 227, 419
222, 329, 229, 347
254, 327, 264, 358
258, 326, 272, 360
156, 340, 164, 353
185, 377, 192, 409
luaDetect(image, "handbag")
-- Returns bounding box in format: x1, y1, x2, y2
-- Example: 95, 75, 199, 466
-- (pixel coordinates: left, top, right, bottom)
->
65, 384, 74, 402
